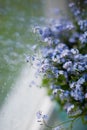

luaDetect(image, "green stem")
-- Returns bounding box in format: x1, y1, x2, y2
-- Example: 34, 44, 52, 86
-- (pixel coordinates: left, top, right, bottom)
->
43, 118, 76, 129
43, 112, 87, 129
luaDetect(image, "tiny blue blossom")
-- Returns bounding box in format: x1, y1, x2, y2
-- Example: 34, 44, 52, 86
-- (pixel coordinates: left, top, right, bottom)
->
79, 31, 87, 44
53, 89, 58, 95
36, 111, 42, 119
63, 61, 72, 70
69, 2, 75, 8
77, 77, 85, 85
78, 20, 87, 31
25, 54, 30, 62
42, 114, 48, 120
54, 126, 62, 130
71, 48, 79, 55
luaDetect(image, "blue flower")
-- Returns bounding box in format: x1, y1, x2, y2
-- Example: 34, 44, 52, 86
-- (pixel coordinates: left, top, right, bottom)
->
54, 126, 62, 130
36, 111, 42, 119
79, 31, 87, 44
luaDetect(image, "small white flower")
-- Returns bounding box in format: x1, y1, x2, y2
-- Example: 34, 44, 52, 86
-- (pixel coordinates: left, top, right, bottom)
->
67, 104, 74, 114
71, 48, 79, 55
85, 93, 87, 99
53, 89, 58, 95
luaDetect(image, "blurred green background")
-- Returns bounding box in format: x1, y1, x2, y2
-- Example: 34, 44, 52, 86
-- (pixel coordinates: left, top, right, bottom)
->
0, 0, 43, 107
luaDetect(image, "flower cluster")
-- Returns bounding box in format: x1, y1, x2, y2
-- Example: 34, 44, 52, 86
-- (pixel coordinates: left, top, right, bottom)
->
32, 0, 87, 126
39, 43, 87, 116
36, 111, 48, 125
